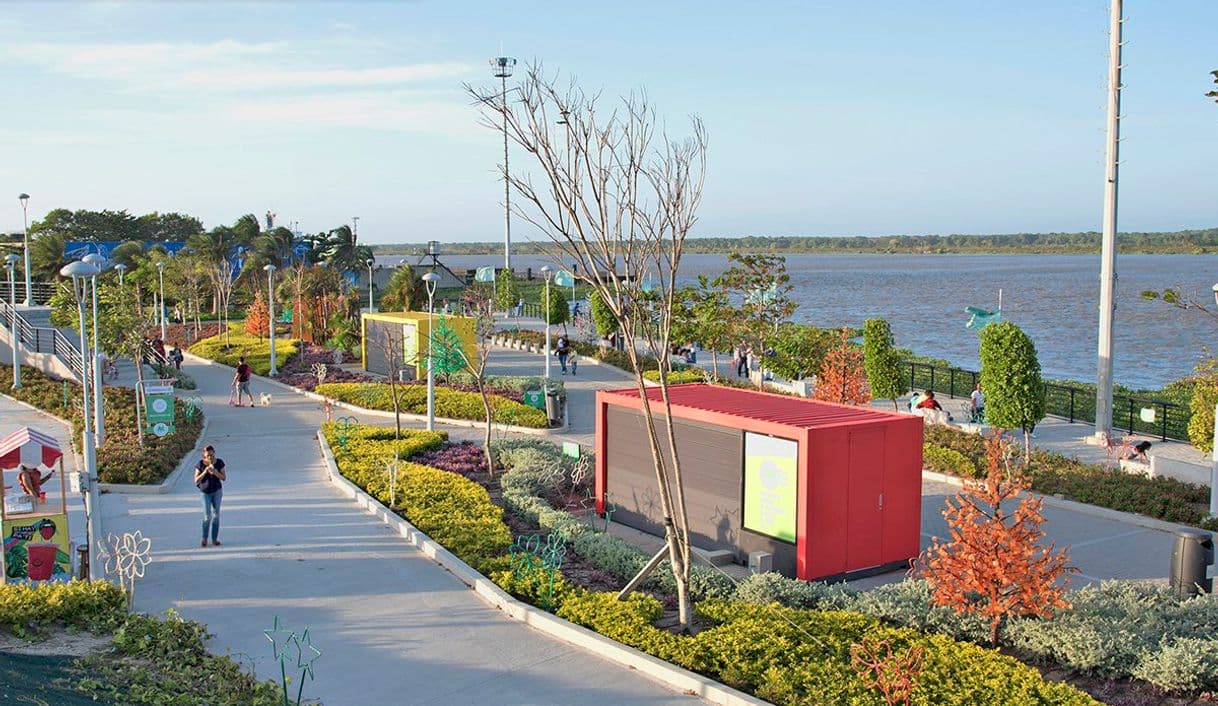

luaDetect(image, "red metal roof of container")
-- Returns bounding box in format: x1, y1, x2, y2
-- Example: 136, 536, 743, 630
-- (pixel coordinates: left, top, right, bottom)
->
601, 383, 903, 429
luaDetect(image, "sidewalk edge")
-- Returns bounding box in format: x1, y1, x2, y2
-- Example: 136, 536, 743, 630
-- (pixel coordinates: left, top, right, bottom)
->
315, 429, 771, 706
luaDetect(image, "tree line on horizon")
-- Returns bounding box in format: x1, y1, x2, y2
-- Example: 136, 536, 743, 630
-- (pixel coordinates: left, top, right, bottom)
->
373, 227, 1218, 256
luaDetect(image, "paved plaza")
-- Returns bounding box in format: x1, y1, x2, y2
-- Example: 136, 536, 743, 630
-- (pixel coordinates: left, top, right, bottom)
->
0, 319, 1212, 702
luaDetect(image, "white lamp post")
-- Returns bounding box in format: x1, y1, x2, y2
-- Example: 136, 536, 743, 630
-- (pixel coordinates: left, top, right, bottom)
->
60, 260, 101, 580
1210, 283, 1218, 519
4, 254, 20, 388
540, 265, 552, 380
490, 56, 516, 269
366, 258, 376, 313
264, 264, 277, 376
82, 253, 107, 446
18, 193, 31, 305
422, 272, 440, 432
156, 261, 167, 341
115, 263, 126, 287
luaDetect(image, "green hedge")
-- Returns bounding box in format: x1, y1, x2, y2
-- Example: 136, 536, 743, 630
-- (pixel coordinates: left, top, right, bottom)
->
496, 568, 1098, 705
0, 580, 127, 637
322, 423, 511, 574
189, 324, 299, 376
316, 382, 549, 428
642, 369, 708, 384
1, 364, 204, 485
923, 443, 978, 478
923, 425, 1217, 530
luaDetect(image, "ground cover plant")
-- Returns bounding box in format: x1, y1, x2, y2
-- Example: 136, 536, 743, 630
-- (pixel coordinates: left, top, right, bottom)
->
1, 364, 204, 484
0, 581, 283, 705
320, 424, 1100, 705
189, 323, 300, 376
923, 424, 1218, 530
316, 381, 548, 428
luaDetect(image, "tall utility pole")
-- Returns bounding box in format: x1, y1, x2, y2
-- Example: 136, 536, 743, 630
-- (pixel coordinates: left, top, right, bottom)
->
1094, 0, 1123, 442
491, 56, 516, 271
352, 216, 359, 245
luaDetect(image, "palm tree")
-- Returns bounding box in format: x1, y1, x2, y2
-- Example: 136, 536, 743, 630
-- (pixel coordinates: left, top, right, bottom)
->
321, 225, 373, 274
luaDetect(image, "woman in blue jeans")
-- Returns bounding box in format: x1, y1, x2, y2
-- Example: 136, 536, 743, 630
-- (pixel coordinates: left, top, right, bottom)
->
193, 445, 227, 547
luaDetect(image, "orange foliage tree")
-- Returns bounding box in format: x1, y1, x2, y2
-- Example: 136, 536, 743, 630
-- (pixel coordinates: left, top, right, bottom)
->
812, 328, 870, 404
918, 431, 1076, 646
850, 636, 925, 706
244, 289, 270, 339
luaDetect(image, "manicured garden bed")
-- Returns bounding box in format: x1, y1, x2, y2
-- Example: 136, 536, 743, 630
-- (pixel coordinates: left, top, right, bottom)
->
0, 581, 283, 704
189, 324, 300, 376
923, 425, 1218, 531
321, 423, 1105, 705
316, 381, 549, 428
1, 364, 204, 485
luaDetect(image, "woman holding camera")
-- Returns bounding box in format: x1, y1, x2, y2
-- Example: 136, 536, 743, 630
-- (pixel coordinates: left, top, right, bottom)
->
194, 445, 227, 547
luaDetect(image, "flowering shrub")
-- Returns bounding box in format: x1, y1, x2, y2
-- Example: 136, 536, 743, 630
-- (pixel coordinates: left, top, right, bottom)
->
1, 364, 204, 485
412, 442, 489, 477
188, 324, 299, 376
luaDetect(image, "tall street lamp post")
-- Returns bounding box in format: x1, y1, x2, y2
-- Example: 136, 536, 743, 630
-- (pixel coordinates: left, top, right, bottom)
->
82, 253, 106, 446
540, 266, 552, 380
366, 258, 376, 313
18, 193, 31, 305
4, 254, 20, 388
264, 264, 277, 376
156, 261, 167, 341
490, 56, 516, 270
422, 272, 440, 432
60, 260, 101, 580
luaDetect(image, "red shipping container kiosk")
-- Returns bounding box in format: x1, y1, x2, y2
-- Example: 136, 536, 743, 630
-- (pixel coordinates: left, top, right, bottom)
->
595, 384, 923, 581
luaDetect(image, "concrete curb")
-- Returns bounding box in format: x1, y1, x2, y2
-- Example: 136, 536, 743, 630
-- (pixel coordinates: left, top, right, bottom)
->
921, 469, 1207, 535
315, 430, 771, 706
183, 350, 568, 436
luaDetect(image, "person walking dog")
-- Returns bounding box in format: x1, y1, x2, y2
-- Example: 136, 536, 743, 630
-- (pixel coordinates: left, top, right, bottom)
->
233, 356, 255, 407
194, 445, 227, 547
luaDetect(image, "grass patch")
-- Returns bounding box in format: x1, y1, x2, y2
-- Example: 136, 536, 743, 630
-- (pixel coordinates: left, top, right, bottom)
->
189, 323, 300, 376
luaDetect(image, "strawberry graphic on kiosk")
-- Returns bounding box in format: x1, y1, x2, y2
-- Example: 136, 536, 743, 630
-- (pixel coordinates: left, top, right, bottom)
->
0, 427, 73, 583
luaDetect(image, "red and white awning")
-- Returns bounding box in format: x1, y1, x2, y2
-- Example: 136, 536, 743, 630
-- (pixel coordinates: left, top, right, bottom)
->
0, 427, 64, 470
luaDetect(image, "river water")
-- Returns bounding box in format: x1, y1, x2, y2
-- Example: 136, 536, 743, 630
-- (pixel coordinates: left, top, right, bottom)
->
379, 252, 1216, 390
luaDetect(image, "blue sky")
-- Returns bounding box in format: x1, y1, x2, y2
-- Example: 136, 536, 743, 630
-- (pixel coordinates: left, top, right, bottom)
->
0, 1, 1214, 244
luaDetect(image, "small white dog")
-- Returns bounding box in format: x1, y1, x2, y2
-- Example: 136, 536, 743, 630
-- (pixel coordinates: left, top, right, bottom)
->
259, 393, 273, 407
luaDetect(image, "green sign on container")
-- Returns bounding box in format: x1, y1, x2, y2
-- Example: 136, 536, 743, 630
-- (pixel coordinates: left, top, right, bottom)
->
523, 390, 545, 410
144, 384, 176, 437
742, 432, 797, 543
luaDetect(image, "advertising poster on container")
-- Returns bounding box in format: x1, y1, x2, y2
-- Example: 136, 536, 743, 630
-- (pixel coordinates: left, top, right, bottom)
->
3, 514, 71, 582
742, 433, 798, 543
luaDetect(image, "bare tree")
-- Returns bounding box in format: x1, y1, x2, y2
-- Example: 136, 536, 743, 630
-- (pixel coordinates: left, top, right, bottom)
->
379, 328, 406, 440
208, 259, 239, 347
469, 64, 708, 629
456, 284, 499, 475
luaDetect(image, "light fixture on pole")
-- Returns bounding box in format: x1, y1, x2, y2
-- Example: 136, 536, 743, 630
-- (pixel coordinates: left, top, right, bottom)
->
114, 263, 127, 287
490, 55, 516, 270
1093, 0, 1123, 442
422, 272, 440, 432
1212, 283, 1218, 519
264, 264, 277, 376
366, 258, 376, 313
59, 260, 101, 580
18, 193, 31, 306
3, 254, 20, 389
155, 261, 167, 341
540, 265, 552, 380
82, 253, 107, 446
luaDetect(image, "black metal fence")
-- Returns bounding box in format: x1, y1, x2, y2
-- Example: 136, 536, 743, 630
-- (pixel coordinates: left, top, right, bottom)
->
904, 361, 1189, 441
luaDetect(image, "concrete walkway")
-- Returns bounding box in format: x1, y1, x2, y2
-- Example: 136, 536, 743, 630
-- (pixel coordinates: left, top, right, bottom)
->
98, 357, 701, 705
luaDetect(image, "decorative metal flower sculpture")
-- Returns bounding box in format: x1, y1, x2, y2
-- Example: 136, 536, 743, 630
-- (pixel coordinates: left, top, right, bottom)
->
580, 488, 616, 533
335, 416, 359, 451
183, 395, 204, 420
100, 531, 152, 605
509, 532, 567, 610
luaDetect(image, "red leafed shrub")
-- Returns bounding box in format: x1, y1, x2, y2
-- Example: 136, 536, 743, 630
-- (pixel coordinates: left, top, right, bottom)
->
412, 442, 490, 477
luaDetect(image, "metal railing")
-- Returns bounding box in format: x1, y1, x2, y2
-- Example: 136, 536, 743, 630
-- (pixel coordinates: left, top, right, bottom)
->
0, 281, 57, 305
904, 361, 1188, 441
0, 299, 84, 381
